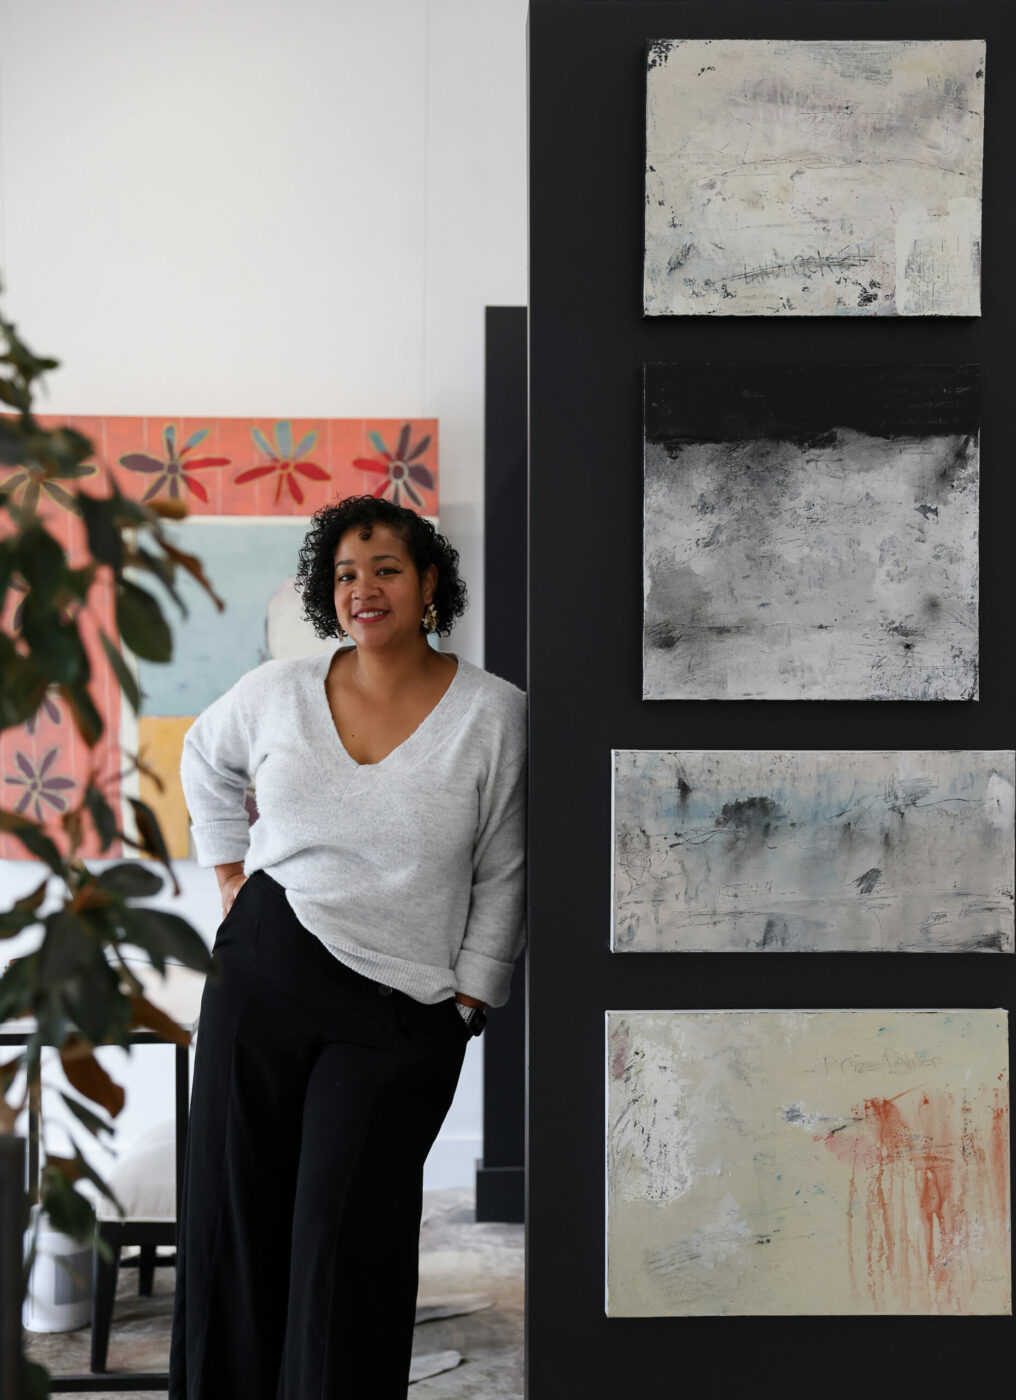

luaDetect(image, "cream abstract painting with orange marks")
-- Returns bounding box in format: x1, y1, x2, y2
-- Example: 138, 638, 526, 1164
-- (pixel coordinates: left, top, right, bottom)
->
606, 1010, 1010, 1315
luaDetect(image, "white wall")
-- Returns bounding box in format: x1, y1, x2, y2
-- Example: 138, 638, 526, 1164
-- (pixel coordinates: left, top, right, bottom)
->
0, 0, 527, 1188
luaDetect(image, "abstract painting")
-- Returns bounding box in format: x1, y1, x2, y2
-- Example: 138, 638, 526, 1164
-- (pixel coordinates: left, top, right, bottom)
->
0, 491, 124, 860
137, 717, 196, 860
134, 519, 333, 718
644, 39, 985, 316
643, 363, 980, 700
0, 415, 438, 860
612, 750, 1015, 953
606, 1010, 1010, 1315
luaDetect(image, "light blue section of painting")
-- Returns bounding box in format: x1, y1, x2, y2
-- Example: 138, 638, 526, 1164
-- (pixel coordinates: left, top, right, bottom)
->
137, 521, 311, 716
612, 749, 1016, 954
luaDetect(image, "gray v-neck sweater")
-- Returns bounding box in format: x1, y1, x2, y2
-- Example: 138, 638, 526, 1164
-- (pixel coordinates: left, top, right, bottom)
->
180, 651, 527, 1007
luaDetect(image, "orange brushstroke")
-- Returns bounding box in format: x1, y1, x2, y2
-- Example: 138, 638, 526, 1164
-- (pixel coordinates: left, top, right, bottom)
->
823, 1083, 1009, 1313
988, 1094, 1010, 1218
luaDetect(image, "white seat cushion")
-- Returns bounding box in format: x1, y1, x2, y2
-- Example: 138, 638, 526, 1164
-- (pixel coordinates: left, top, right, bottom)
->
96, 1118, 177, 1222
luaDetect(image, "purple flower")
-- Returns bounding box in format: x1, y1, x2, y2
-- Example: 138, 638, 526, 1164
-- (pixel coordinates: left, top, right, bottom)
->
119, 424, 230, 503
25, 692, 63, 736
4, 748, 76, 821
354, 425, 434, 509
0, 461, 97, 516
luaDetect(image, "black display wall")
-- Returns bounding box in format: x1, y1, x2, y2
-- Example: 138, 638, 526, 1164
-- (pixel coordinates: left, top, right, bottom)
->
527, 3, 1015, 1396
479, 306, 528, 1223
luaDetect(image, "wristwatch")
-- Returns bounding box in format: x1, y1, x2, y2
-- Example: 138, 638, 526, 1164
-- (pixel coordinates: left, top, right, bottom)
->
456, 1001, 487, 1036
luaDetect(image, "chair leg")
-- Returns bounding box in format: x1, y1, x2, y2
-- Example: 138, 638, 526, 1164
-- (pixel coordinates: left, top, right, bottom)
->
138, 1244, 156, 1297
90, 1227, 121, 1374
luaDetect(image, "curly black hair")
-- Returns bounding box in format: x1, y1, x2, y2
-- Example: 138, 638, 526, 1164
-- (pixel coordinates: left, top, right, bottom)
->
294, 495, 468, 639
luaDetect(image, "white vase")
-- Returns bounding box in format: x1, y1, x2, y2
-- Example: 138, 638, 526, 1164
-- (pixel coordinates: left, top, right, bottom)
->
22, 1205, 92, 1333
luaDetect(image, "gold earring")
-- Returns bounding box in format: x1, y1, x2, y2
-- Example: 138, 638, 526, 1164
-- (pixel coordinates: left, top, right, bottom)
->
423, 602, 438, 634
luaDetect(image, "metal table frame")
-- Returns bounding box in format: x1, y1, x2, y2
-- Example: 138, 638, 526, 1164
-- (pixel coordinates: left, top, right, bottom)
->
0, 1025, 192, 1392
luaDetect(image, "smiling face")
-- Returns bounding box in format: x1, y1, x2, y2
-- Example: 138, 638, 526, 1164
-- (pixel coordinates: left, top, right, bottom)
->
332, 522, 437, 652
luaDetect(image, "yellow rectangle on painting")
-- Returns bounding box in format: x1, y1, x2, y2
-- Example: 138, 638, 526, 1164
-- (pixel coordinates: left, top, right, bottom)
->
138, 716, 195, 860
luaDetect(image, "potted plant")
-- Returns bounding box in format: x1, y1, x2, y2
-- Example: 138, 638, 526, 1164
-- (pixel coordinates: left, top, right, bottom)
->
0, 293, 221, 1397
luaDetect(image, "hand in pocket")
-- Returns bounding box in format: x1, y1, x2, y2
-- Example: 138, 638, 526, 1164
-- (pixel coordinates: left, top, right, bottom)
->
220, 872, 247, 921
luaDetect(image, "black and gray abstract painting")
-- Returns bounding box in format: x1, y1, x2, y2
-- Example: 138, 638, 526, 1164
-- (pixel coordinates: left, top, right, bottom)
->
612, 749, 1015, 954
642, 363, 981, 700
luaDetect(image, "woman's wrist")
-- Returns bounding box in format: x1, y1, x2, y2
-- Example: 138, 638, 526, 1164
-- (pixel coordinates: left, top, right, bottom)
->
215, 861, 246, 892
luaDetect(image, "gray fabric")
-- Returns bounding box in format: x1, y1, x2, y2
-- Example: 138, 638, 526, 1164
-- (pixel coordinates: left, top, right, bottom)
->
180, 651, 526, 1007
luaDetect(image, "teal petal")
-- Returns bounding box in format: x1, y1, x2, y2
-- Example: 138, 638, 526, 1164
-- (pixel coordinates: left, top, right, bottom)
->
183, 428, 210, 451
292, 430, 317, 460
368, 431, 389, 455
275, 421, 292, 458
251, 426, 277, 460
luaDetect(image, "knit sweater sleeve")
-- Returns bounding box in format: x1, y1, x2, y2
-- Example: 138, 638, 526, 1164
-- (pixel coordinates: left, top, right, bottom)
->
180, 678, 255, 868
452, 690, 527, 1007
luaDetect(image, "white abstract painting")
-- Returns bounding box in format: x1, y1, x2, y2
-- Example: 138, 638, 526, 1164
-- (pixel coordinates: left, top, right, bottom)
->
612, 750, 1015, 953
606, 1010, 1011, 1316
645, 39, 985, 316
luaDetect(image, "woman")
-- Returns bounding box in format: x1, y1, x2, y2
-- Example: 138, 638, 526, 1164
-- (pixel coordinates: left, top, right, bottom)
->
169, 495, 526, 1399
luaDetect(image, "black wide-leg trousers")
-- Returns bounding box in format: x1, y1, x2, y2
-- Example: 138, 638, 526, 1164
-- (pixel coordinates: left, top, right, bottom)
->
169, 870, 468, 1400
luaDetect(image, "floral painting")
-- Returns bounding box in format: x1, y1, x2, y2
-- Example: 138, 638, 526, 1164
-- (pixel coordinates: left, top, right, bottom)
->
0, 414, 438, 860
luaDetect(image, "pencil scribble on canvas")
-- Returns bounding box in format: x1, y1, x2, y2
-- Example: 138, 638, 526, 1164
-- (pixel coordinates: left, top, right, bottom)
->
642, 363, 981, 701
644, 40, 985, 316
606, 1011, 1011, 1316
612, 750, 1015, 953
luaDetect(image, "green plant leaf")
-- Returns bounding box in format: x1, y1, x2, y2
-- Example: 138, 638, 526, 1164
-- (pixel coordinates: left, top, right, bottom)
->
46, 428, 95, 474
136, 543, 188, 617
126, 797, 179, 892
0, 635, 50, 733
0, 810, 65, 874
0, 878, 46, 937
22, 1358, 51, 1400
1, 878, 49, 939
77, 490, 123, 568
107, 484, 151, 526
68, 1135, 124, 1215
28, 992, 74, 1062
0, 419, 25, 466
62, 563, 97, 601
119, 906, 216, 975
0, 320, 60, 382
116, 579, 172, 661
0, 537, 13, 594
60, 950, 130, 1047
95, 862, 163, 898
14, 523, 66, 607
16, 877, 49, 913
0, 951, 36, 1022
20, 608, 89, 687
0, 908, 37, 936
159, 536, 225, 611
98, 628, 140, 711
40, 1167, 95, 1242
58, 1089, 114, 1139
58, 680, 103, 745
39, 909, 94, 983
83, 783, 119, 851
